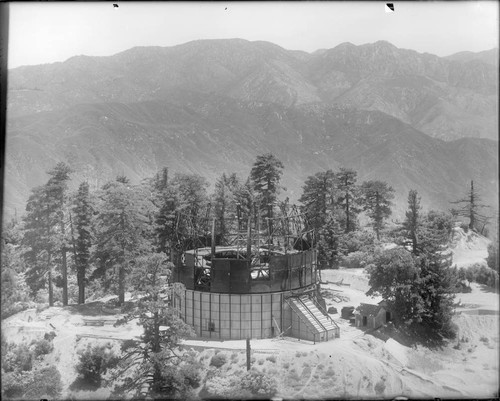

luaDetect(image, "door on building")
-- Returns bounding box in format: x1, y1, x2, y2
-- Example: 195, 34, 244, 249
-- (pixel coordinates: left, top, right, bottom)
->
362, 316, 367, 327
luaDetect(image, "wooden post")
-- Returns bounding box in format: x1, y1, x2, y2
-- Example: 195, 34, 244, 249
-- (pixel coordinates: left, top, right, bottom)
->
247, 215, 252, 261
246, 338, 251, 371
211, 218, 216, 260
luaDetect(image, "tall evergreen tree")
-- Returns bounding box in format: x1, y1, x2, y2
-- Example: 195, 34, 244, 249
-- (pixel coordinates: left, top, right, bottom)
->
336, 168, 360, 233
250, 154, 284, 234
170, 173, 210, 238
299, 170, 336, 230
94, 177, 152, 305
71, 181, 94, 304
22, 163, 72, 306
44, 162, 72, 305
403, 189, 422, 255
111, 254, 198, 399
360, 180, 395, 240
450, 180, 490, 233
213, 173, 240, 239
233, 177, 255, 232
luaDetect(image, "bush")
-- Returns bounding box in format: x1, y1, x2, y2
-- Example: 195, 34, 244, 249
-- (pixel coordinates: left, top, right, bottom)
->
23, 366, 63, 399
2, 370, 34, 399
487, 243, 499, 273
32, 338, 54, 357
338, 230, 377, 255
209, 353, 227, 368
467, 264, 499, 288
44, 331, 57, 341
3, 343, 33, 372
374, 378, 386, 396
75, 344, 120, 388
266, 355, 276, 363
203, 374, 251, 399
240, 370, 278, 398
341, 251, 374, 269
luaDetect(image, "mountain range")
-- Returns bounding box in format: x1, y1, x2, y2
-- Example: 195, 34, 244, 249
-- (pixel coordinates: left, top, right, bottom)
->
4, 39, 499, 220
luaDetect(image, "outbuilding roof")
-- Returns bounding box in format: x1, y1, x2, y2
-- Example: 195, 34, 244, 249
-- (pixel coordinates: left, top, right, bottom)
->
355, 303, 386, 316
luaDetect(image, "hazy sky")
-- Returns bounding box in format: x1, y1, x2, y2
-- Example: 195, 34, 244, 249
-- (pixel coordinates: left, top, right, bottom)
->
8, 1, 499, 68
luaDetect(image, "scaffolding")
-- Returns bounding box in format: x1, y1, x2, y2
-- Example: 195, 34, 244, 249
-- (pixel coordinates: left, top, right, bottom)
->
172, 205, 316, 292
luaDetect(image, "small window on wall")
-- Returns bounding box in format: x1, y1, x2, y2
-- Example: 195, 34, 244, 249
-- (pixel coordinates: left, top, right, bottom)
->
206, 321, 216, 332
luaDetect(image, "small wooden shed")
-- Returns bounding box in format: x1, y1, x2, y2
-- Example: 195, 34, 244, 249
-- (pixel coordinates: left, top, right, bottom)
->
354, 301, 391, 330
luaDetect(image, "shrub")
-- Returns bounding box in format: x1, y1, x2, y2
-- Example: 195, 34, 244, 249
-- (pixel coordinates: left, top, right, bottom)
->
178, 356, 203, 389
209, 353, 227, 368
44, 331, 57, 341
2, 370, 35, 399
487, 243, 499, 273
467, 264, 499, 288
240, 370, 278, 398
341, 251, 374, 269
4, 343, 33, 372
480, 336, 489, 344
374, 378, 386, 396
338, 230, 377, 255
23, 366, 62, 399
266, 355, 276, 363
75, 344, 120, 388
203, 374, 251, 399
32, 338, 54, 357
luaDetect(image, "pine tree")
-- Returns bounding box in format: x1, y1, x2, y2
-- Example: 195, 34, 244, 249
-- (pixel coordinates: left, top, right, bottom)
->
213, 173, 240, 239
450, 180, 490, 232
336, 168, 361, 233
316, 212, 343, 269
250, 154, 284, 233
299, 170, 336, 230
22, 185, 58, 305
111, 253, 198, 399
403, 189, 422, 255
368, 207, 457, 344
71, 181, 94, 304
360, 180, 395, 240
1, 220, 30, 317
94, 177, 152, 305
44, 162, 72, 305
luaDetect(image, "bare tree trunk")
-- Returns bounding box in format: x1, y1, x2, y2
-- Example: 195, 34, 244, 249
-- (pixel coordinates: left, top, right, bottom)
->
69, 212, 85, 304
119, 261, 125, 306
62, 249, 68, 305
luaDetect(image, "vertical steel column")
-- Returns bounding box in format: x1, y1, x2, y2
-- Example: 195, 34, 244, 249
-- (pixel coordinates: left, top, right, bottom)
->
192, 291, 195, 327
199, 291, 202, 336
250, 295, 253, 337
260, 294, 263, 339
280, 292, 284, 336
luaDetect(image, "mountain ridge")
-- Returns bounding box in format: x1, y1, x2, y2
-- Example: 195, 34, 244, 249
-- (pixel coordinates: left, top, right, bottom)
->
8, 39, 498, 141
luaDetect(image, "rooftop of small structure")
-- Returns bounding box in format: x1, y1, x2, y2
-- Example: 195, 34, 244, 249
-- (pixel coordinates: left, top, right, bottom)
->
355, 302, 386, 316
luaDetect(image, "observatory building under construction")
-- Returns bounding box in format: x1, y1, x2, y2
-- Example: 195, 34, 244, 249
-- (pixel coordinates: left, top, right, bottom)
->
171, 207, 340, 342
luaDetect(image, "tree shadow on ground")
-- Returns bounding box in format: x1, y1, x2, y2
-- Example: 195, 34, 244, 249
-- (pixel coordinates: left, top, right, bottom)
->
477, 283, 499, 294
69, 376, 100, 392
66, 300, 134, 316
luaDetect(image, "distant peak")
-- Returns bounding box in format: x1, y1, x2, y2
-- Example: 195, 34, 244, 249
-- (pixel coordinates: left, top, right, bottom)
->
335, 42, 356, 49
373, 40, 396, 48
